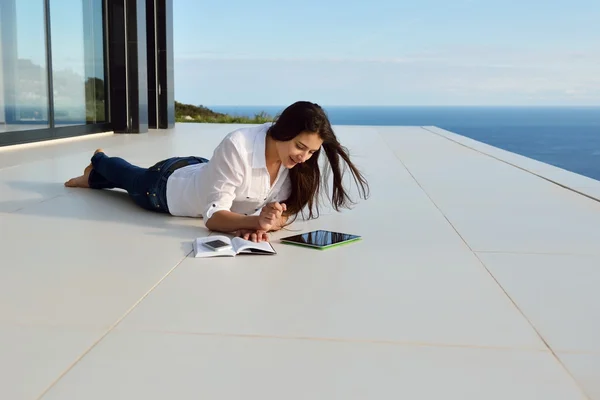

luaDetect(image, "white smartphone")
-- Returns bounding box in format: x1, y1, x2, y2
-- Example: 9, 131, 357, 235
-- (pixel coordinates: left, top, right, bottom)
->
202, 239, 232, 251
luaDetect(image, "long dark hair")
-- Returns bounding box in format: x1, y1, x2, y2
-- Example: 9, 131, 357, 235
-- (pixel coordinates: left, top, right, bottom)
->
267, 101, 370, 221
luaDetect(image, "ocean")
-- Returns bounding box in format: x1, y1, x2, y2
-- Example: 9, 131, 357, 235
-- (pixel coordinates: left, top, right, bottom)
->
210, 105, 600, 182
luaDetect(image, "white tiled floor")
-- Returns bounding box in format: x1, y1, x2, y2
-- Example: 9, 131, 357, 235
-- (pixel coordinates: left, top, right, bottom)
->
0, 324, 103, 400
1, 124, 599, 399
115, 247, 544, 349
0, 194, 202, 328
41, 331, 586, 400
379, 128, 600, 255
426, 125, 600, 201
558, 353, 600, 400
476, 253, 600, 353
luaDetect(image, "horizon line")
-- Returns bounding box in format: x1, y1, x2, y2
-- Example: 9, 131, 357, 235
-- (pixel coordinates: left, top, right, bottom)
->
201, 104, 600, 108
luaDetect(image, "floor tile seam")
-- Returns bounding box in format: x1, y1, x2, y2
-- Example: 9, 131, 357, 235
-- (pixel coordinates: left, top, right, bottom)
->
2, 193, 70, 215
381, 128, 590, 398
416, 129, 594, 399
109, 328, 554, 353
469, 250, 593, 399
6, 320, 599, 355
35, 249, 194, 400
421, 126, 600, 205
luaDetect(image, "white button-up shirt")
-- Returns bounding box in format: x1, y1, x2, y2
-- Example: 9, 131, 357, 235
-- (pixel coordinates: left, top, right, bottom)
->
166, 123, 291, 220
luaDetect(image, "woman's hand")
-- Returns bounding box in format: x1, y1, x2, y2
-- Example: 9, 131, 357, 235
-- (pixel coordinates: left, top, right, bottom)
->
236, 229, 269, 242
258, 202, 286, 231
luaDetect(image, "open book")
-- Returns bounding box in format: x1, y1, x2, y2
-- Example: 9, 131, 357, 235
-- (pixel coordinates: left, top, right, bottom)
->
193, 235, 276, 258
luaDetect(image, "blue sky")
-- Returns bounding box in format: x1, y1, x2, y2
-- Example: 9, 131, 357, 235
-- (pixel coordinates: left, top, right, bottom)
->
173, 0, 600, 106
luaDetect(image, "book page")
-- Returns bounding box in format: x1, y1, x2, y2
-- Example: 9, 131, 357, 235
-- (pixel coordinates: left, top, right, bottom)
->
231, 237, 275, 254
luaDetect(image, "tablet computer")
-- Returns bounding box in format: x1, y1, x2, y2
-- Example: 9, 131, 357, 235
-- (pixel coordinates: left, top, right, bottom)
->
280, 230, 361, 250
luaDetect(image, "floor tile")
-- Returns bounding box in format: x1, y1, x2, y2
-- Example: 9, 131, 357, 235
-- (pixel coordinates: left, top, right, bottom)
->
0, 193, 206, 328
437, 198, 600, 254
0, 163, 75, 213
559, 353, 600, 400
116, 247, 544, 349
477, 253, 600, 352
414, 181, 600, 256
0, 324, 102, 400
380, 127, 600, 255
41, 331, 585, 400
429, 127, 600, 193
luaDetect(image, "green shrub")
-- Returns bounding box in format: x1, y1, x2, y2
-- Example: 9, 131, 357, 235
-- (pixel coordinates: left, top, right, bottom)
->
175, 101, 274, 124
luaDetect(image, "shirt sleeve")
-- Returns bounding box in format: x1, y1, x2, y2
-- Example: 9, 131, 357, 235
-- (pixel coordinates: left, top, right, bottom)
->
202, 134, 246, 220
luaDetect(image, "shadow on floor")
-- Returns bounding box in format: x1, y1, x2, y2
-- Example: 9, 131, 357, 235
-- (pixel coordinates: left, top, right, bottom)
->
1, 180, 211, 242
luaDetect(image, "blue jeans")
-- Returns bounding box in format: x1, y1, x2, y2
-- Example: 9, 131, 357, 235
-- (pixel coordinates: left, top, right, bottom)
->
88, 152, 209, 213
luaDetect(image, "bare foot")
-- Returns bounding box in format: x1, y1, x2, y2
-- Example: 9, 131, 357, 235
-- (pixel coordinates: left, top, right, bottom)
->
64, 149, 104, 188
64, 174, 90, 188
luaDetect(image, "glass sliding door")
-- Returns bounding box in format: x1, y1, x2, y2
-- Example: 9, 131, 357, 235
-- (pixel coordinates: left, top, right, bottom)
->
49, 0, 107, 126
0, 0, 108, 145
0, 0, 50, 133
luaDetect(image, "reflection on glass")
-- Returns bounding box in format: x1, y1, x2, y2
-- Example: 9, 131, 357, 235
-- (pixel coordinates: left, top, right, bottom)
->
283, 230, 361, 247
0, 0, 49, 133
295, 230, 360, 246
50, 0, 106, 126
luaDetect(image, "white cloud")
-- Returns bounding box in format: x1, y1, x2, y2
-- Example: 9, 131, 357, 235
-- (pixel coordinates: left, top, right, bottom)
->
173, 46, 600, 105
175, 52, 416, 64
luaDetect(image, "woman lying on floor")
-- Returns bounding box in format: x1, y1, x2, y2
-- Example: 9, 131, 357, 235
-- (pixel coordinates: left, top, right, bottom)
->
65, 101, 370, 242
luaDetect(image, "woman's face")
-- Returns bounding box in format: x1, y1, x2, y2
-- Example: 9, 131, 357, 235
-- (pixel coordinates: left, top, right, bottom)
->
277, 131, 323, 169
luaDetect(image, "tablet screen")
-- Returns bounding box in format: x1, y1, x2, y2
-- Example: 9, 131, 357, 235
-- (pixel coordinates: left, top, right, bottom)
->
280, 230, 361, 248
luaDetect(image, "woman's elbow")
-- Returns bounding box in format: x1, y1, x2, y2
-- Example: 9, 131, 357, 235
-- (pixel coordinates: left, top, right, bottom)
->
204, 214, 218, 231
204, 211, 229, 232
